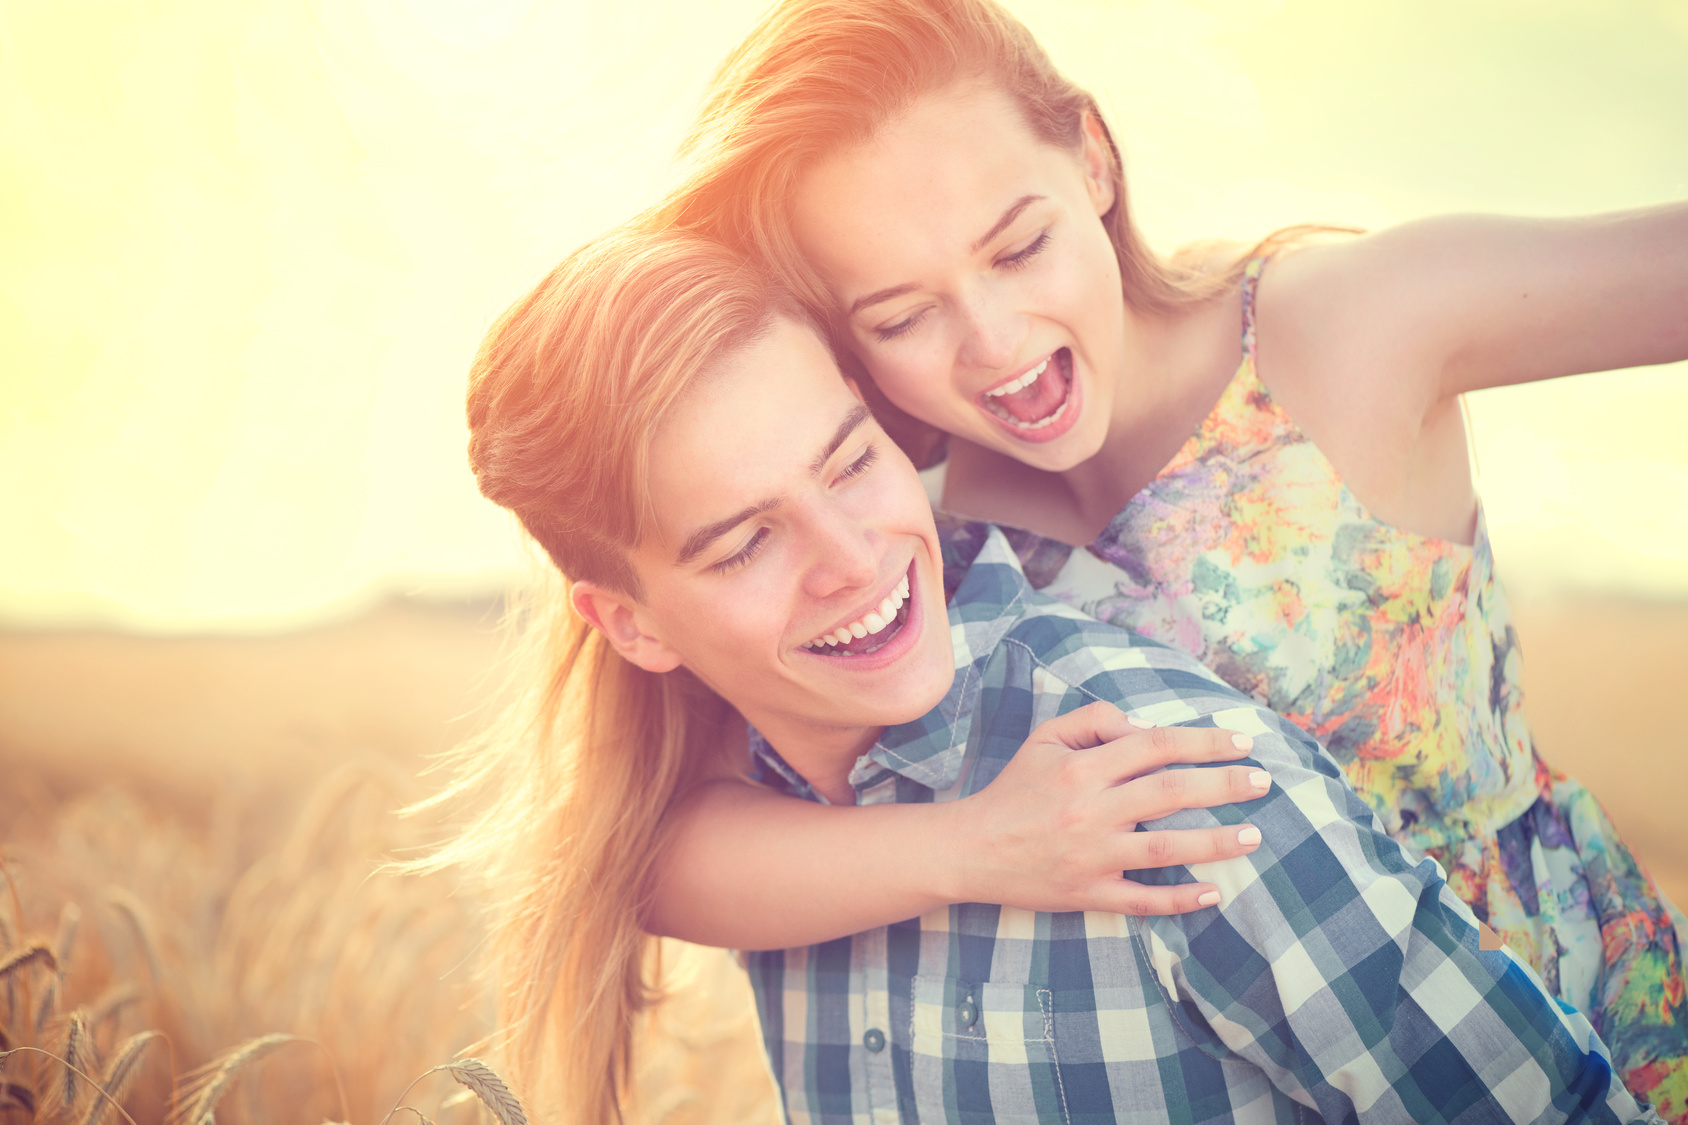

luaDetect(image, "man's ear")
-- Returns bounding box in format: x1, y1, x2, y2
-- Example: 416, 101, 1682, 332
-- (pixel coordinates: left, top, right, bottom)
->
1078, 110, 1118, 217
570, 580, 684, 674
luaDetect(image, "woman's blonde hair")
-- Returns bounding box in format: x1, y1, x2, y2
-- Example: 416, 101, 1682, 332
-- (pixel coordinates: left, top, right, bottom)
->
670, 0, 1213, 311
428, 224, 798, 1123
662, 0, 1340, 461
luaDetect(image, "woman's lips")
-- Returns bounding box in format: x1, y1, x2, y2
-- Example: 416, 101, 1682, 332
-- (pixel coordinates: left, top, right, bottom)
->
977, 348, 1082, 444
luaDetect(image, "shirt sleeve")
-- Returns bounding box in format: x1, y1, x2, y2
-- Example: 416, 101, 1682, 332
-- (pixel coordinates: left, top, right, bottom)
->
1019, 618, 1662, 1125
1123, 700, 1660, 1125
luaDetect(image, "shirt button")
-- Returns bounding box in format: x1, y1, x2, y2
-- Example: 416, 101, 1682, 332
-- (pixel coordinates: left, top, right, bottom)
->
862, 1028, 886, 1053
957, 999, 979, 1028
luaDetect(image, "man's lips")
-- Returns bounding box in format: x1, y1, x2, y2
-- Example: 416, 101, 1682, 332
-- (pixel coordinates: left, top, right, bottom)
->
801, 559, 917, 657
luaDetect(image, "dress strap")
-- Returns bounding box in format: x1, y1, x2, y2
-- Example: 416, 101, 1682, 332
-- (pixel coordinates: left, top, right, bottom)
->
1240, 256, 1267, 361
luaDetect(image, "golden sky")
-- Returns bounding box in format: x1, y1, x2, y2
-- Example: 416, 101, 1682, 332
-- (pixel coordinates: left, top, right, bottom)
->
3, 0, 1686, 631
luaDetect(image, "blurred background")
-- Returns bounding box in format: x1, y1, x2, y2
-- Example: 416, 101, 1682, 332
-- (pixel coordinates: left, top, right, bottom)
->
2, 0, 1685, 1120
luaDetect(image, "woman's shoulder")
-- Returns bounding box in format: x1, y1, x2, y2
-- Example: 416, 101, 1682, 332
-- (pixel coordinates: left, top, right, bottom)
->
1258, 217, 1530, 350
1252, 224, 1458, 390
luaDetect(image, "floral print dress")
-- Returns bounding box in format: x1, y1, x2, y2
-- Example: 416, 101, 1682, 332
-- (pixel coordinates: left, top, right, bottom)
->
996, 257, 1688, 1119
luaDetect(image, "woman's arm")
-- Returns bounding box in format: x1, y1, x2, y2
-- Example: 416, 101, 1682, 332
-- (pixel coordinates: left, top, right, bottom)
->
1294, 203, 1688, 404
645, 702, 1270, 950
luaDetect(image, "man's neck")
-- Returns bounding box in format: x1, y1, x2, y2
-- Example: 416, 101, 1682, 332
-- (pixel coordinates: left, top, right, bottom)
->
751, 712, 884, 806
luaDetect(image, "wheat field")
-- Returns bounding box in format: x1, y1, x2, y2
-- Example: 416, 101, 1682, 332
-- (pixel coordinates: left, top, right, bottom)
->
0, 760, 783, 1125
0, 597, 785, 1124
3, 594, 1684, 1124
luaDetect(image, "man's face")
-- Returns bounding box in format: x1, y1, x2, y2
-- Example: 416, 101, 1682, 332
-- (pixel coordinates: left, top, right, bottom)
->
607, 317, 956, 748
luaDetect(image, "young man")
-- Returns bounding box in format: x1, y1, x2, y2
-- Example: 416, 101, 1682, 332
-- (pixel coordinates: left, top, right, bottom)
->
571, 309, 1654, 1125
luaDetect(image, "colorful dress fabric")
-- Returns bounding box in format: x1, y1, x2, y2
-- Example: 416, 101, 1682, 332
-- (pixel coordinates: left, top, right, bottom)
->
998, 256, 1688, 1120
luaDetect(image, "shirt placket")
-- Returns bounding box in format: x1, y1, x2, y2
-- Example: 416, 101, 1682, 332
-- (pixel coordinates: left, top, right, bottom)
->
855, 926, 896, 1125
853, 775, 899, 1124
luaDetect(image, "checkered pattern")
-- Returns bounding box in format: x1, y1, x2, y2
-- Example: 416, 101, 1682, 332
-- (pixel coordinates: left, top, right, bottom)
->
744, 522, 1659, 1125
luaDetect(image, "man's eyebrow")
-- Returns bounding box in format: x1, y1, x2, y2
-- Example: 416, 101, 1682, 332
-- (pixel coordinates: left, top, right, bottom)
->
674, 404, 872, 568
970, 194, 1044, 254
676, 497, 783, 567
810, 403, 872, 474
844, 195, 1047, 319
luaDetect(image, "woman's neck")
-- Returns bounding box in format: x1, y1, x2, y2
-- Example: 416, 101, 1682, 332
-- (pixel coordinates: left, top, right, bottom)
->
1057, 293, 1242, 532
942, 287, 1244, 547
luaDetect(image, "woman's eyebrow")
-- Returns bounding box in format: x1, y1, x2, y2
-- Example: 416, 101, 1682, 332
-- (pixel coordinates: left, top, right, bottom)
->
849, 283, 918, 318
845, 195, 1047, 318
970, 194, 1044, 253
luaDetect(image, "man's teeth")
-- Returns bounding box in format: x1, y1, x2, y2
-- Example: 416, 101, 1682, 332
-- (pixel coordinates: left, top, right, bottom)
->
983, 357, 1049, 398
807, 575, 912, 651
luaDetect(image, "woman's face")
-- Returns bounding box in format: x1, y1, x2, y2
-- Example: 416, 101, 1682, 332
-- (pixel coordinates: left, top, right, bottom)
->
789, 81, 1127, 472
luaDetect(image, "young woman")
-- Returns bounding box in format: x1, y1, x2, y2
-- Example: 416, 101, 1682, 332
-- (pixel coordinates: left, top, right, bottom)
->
652, 0, 1688, 1114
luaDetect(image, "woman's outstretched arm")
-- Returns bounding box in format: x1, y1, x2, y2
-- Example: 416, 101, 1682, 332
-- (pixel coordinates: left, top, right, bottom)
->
645, 701, 1270, 950
1284, 202, 1688, 404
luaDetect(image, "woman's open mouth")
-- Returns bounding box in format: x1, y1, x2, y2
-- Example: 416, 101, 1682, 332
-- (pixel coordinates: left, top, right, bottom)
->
977, 348, 1080, 443
800, 559, 921, 665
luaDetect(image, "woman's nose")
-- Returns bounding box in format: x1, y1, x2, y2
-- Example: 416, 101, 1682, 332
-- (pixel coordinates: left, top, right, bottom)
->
955, 282, 1026, 372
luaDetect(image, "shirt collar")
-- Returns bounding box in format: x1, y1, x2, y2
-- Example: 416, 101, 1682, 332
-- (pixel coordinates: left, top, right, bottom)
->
850, 523, 1028, 792
746, 521, 1031, 800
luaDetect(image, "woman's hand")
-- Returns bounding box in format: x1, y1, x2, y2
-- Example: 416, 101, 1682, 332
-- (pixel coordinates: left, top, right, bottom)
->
950, 700, 1267, 915
646, 701, 1266, 950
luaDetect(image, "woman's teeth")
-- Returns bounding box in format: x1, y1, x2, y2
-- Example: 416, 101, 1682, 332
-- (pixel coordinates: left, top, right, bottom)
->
985, 395, 1069, 430
984, 357, 1048, 399
980, 354, 1072, 430
806, 575, 911, 652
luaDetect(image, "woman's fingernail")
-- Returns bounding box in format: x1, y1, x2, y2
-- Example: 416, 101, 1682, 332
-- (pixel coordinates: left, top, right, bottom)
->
1197, 890, 1221, 907
1248, 770, 1270, 790
1231, 733, 1253, 750
1237, 826, 1262, 847
1128, 715, 1154, 729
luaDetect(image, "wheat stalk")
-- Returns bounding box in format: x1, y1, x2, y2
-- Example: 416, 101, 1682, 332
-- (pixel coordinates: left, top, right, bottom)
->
36, 901, 83, 1031
89, 983, 143, 1034
446, 1059, 526, 1125
171, 1032, 299, 1125
381, 1057, 527, 1125
80, 1029, 161, 1125
106, 891, 163, 989
0, 942, 55, 981
56, 1009, 96, 1113
0, 1046, 144, 1125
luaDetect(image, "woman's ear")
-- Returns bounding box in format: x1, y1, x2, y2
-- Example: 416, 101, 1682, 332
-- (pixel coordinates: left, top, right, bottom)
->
571, 581, 684, 674
1078, 111, 1118, 217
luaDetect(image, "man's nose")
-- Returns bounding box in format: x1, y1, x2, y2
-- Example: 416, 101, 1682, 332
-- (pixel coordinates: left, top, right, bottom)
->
799, 505, 881, 601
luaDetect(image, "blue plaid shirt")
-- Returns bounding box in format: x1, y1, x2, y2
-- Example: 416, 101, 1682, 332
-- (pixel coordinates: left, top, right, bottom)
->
743, 522, 1658, 1125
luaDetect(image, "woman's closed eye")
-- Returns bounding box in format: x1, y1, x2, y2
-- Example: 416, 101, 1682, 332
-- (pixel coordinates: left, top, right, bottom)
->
874, 309, 928, 343
870, 231, 1052, 342
996, 230, 1050, 271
